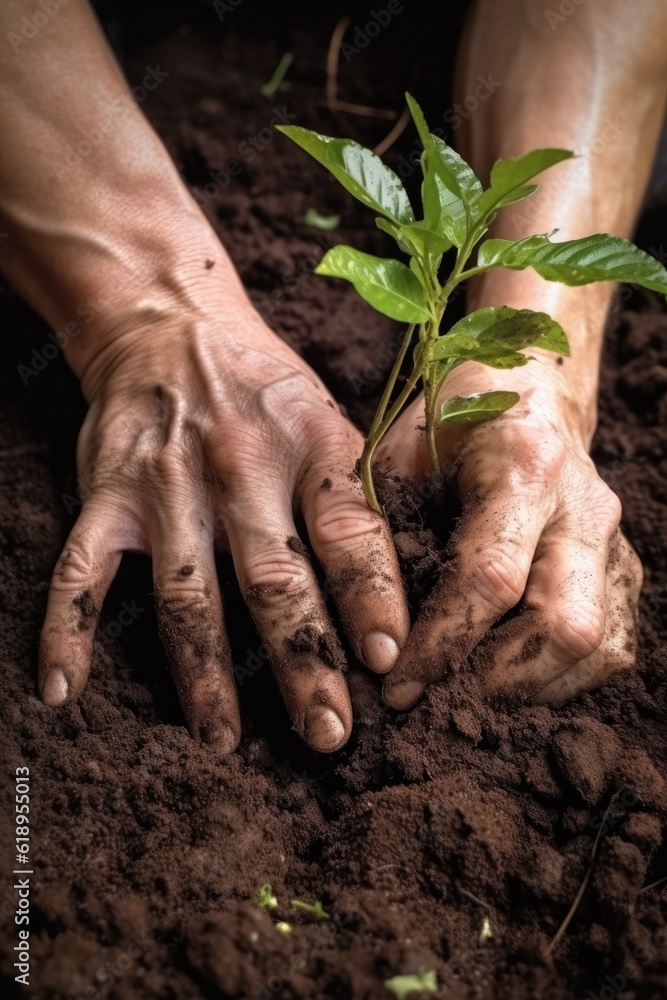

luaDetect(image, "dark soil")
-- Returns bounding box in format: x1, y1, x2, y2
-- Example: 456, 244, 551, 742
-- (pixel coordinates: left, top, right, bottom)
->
1, 7, 666, 1000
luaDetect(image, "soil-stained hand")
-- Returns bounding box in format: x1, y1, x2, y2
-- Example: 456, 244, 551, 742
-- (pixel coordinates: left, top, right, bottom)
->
377, 373, 642, 709
37, 291, 410, 754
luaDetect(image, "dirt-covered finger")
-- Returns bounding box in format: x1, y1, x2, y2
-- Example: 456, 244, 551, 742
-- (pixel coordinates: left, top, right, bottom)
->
224, 489, 352, 753
383, 494, 545, 709
39, 500, 123, 706
151, 514, 241, 755
532, 532, 642, 702
300, 464, 409, 675
482, 502, 624, 696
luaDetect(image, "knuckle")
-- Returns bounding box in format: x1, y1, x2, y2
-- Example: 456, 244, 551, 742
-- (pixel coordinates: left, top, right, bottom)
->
150, 443, 190, 487
310, 497, 380, 549
470, 542, 528, 613
551, 604, 605, 661
155, 576, 212, 618
300, 411, 359, 456
592, 482, 622, 532
52, 541, 96, 592
243, 550, 311, 598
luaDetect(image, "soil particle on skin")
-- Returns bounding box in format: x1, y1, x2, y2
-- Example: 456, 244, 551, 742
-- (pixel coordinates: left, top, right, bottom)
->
286, 534, 309, 557
73, 588, 97, 630
520, 631, 547, 663
285, 624, 346, 671
0, 11, 666, 1000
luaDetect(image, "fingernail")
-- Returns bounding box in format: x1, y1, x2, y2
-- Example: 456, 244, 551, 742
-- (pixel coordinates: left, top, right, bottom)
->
383, 679, 424, 711
41, 669, 68, 707
304, 707, 346, 753
201, 721, 238, 755
362, 631, 400, 673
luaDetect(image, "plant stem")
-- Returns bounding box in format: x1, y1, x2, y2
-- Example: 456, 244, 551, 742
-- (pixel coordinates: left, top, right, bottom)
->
368, 323, 415, 439
423, 366, 439, 473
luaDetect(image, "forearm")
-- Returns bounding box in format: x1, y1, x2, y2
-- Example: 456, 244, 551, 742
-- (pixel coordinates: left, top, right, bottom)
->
453, 0, 667, 444
0, 0, 243, 386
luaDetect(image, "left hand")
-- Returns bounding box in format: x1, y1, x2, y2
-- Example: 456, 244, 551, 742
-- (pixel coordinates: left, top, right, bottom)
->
376, 363, 642, 708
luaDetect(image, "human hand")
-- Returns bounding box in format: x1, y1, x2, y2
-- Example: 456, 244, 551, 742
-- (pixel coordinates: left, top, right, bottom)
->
38, 279, 410, 753
377, 357, 642, 708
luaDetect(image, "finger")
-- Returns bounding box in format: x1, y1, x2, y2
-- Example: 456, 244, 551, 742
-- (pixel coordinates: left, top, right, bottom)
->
532, 532, 642, 702
481, 483, 624, 696
151, 508, 241, 755
39, 499, 123, 706
482, 532, 609, 695
300, 454, 410, 675
221, 483, 352, 753
383, 492, 546, 709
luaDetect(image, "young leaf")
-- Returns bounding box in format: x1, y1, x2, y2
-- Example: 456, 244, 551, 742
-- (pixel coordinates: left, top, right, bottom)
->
445, 306, 570, 356
376, 217, 452, 261
431, 134, 483, 221
421, 154, 469, 248
316, 245, 430, 323
277, 126, 414, 225
440, 391, 520, 425
478, 233, 667, 293
478, 149, 574, 218
384, 971, 438, 999
405, 93, 481, 246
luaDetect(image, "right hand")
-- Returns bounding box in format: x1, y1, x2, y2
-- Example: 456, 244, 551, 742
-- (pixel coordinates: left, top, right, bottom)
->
38, 280, 410, 753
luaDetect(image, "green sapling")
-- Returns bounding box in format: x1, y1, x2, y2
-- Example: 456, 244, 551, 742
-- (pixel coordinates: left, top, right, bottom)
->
278, 94, 667, 511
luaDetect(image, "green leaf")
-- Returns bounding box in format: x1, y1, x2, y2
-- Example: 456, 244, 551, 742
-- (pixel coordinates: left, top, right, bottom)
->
477, 233, 667, 293
478, 149, 574, 218
453, 351, 531, 370
440, 391, 520, 425
446, 306, 570, 356
431, 332, 482, 359
421, 138, 483, 247
384, 971, 438, 999
315, 245, 429, 323
405, 93, 481, 246
375, 218, 452, 261
302, 208, 340, 230
277, 126, 414, 225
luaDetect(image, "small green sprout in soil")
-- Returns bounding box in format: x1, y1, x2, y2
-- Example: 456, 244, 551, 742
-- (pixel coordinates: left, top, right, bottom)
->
291, 898, 330, 920
384, 970, 438, 999
261, 52, 293, 98
278, 94, 667, 511
275, 921, 292, 935
257, 883, 278, 910
302, 207, 340, 230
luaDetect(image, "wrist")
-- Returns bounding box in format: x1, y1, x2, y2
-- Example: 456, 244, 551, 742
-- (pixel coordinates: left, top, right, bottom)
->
459, 270, 611, 449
